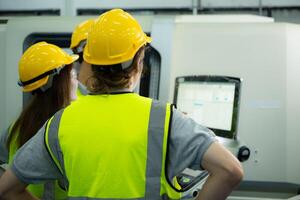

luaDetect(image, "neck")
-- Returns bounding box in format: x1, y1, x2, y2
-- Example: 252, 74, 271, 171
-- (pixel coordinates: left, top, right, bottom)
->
78, 61, 92, 86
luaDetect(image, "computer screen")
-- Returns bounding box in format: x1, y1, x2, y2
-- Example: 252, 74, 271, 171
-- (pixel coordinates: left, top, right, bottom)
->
174, 76, 241, 139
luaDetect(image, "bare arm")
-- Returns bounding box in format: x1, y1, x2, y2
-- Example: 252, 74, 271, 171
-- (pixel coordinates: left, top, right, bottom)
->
197, 142, 244, 200
0, 169, 38, 200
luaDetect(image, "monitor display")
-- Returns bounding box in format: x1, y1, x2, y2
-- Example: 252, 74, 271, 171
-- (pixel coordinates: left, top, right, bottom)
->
174, 76, 241, 139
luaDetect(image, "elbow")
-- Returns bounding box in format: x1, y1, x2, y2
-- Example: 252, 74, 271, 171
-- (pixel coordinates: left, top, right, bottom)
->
223, 162, 244, 187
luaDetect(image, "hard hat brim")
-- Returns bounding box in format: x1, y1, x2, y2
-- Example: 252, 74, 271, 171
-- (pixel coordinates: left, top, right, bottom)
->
22, 54, 79, 92
69, 54, 79, 64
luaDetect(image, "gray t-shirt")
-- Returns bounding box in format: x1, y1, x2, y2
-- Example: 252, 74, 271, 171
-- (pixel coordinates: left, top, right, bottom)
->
11, 123, 63, 183
10, 109, 216, 184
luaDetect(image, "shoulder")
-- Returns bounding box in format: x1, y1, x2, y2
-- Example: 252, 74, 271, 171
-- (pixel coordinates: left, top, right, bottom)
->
171, 108, 215, 138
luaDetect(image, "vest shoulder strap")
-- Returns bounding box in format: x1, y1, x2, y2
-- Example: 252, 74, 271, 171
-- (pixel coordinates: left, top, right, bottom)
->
146, 100, 166, 198
44, 109, 69, 190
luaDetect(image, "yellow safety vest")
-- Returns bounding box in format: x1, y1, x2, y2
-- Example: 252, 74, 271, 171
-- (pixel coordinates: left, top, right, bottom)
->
45, 93, 181, 199
76, 88, 84, 100
8, 126, 67, 199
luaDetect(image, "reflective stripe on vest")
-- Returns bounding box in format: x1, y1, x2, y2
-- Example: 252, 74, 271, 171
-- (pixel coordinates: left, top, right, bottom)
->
42, 181, 55, 199
45, 109, 69, 190
45, 94, 180, 199
145, 101, 166, 199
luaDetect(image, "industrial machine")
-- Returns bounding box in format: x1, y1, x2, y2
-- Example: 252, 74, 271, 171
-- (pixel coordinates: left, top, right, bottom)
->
150, 15, 300, 199
0, 21, 6, 134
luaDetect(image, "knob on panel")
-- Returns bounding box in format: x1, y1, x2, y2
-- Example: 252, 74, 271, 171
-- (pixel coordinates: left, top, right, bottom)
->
237, 146, 250, 162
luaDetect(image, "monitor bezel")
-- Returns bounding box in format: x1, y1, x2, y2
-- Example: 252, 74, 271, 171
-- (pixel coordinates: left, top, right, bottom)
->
174, 75, 242, 139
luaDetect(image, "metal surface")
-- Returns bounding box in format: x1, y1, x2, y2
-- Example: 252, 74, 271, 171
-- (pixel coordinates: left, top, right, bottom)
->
0, 24, 6, 132
152, 16, 300, 184
1, 0, 300, 16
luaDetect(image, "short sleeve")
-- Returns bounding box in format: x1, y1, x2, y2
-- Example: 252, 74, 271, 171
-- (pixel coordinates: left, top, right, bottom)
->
10, 122, 62, 184
0, 127, 9, 164
167, 109, 217, 179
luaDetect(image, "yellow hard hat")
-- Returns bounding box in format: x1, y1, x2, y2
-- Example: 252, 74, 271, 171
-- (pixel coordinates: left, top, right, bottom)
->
18, 42, 79, 92
83, 9, 152, 66
70, 19, 95, 50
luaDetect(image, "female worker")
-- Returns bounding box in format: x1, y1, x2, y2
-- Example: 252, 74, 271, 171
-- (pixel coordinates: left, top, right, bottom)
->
69, 18, 95, 98
0, 41, 78, 199
0, 9, 243, 200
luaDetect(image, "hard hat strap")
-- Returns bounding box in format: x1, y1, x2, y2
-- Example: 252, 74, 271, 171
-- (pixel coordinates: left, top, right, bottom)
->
39, 74, 55, 92
18, 66, 63, 87
95, 59, 134, 72
73, 40, 86, 54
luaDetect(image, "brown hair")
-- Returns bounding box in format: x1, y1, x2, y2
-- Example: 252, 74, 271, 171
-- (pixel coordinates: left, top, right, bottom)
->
86, 46, 145, 94
7, 65, 73, 148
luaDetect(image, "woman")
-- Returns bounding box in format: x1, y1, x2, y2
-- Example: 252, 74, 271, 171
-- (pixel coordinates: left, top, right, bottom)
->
0, 10, 243, 200
0, 41, 78, 199
69, 18, 95, 98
